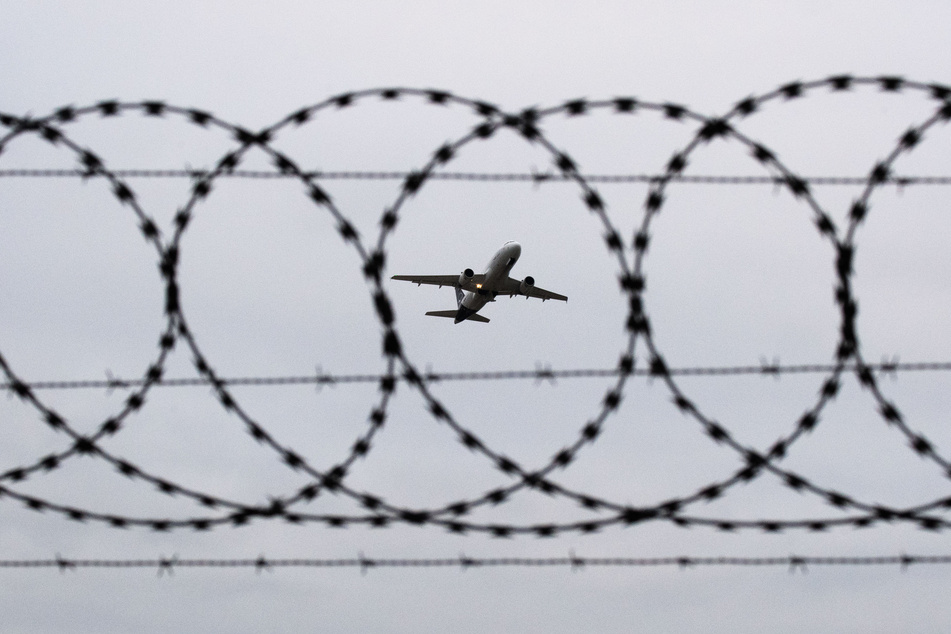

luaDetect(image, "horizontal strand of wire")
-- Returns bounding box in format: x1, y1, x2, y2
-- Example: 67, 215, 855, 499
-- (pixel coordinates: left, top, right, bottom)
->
2, 554, 948, 571
2, 169, 951, 185
2, 360, 943, 391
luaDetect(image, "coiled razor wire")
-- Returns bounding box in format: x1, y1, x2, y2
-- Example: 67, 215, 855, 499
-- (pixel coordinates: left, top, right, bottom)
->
1, 75, 951, 536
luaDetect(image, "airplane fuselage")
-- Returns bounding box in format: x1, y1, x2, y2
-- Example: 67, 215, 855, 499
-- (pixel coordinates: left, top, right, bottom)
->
455, 241, 522, 322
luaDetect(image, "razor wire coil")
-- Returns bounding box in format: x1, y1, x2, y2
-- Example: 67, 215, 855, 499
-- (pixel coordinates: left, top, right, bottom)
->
2, 75, 951, 537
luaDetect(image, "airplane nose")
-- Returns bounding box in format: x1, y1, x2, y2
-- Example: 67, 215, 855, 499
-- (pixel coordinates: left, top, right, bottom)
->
509, 242, 521, 257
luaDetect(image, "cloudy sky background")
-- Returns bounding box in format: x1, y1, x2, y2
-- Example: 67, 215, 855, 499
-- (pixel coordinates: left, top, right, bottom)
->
2, 1, 951, 631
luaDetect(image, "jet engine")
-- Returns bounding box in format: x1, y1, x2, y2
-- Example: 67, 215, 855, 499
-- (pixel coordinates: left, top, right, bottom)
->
519, 276, 535, 295
458, 268, 474, 286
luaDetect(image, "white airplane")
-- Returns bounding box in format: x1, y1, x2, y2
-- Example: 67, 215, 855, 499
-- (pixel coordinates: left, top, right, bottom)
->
391, 241, 567, 324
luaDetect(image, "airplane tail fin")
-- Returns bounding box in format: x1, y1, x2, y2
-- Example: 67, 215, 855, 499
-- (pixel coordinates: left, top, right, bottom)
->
426, 310, 490, 323
427, 287, 489, 322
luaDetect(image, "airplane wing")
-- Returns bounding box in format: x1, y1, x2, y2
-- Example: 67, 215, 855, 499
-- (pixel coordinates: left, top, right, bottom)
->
498, 277, 567, 302
391, 274, 485, 293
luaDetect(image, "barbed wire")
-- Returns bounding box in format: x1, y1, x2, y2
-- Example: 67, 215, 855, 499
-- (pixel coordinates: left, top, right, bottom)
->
0, 359, 943, 391
2, 168, 951, 186
2, 75, 951, 537
2, 553, 948, 573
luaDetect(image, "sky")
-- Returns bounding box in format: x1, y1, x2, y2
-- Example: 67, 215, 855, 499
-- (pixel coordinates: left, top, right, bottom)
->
2, 1, 951, 631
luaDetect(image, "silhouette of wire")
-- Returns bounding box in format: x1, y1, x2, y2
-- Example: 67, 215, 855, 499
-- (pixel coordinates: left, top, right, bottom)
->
2, 75, 951, 536
1, 360, 945, 391
2, 553, 948, 572
2, 168, 951, 185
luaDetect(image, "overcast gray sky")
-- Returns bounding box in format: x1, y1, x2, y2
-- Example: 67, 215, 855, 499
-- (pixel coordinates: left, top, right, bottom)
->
2, 1, 951, 632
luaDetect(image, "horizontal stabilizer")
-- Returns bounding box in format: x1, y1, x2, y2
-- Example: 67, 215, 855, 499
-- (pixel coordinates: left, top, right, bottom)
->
425, 310, 490, 323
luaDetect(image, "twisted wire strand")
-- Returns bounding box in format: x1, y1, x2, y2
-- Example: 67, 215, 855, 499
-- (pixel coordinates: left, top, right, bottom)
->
1, 360, 942, 392
2, 168, 951, 185
1, 553, 948, 572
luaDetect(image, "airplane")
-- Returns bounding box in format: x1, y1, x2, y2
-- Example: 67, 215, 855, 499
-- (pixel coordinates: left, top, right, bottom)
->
391, 241, 567, 323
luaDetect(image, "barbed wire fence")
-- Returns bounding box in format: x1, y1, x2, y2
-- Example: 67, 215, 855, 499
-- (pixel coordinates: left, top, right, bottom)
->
2, 75, 951, 571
